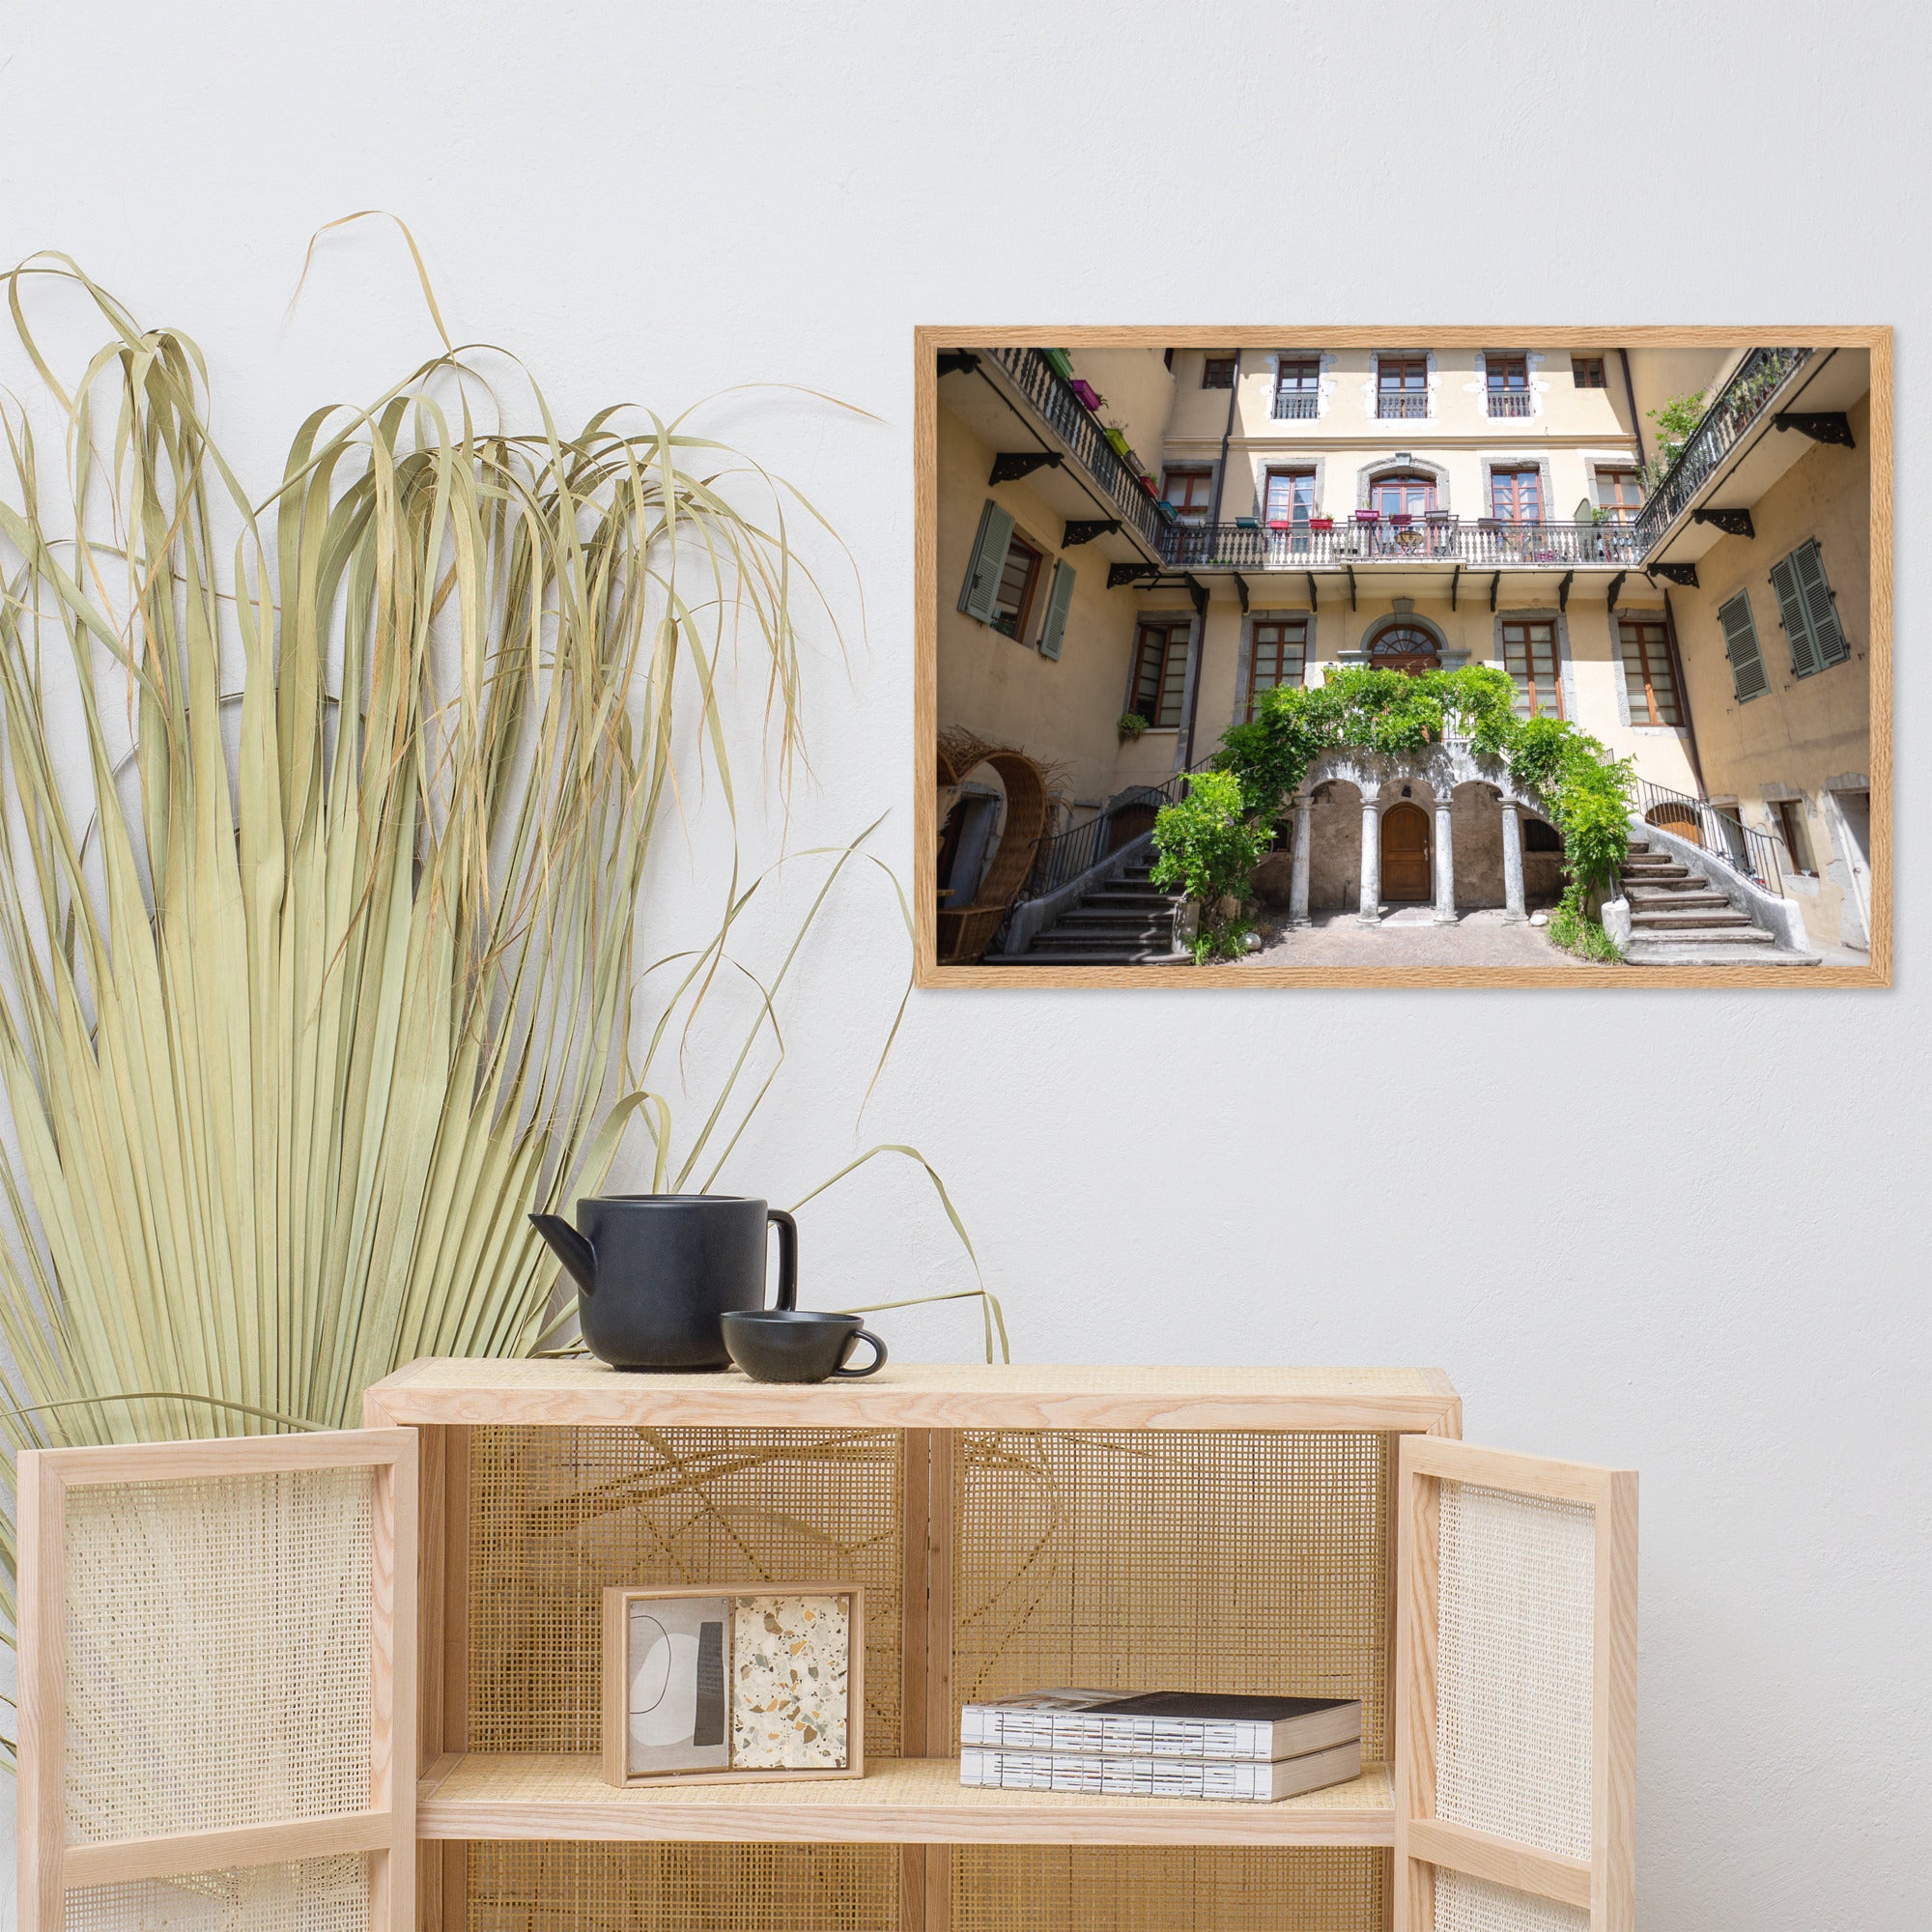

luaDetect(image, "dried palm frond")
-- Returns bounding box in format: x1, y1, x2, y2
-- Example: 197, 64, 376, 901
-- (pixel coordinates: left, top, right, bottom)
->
0, 242, 997, 1767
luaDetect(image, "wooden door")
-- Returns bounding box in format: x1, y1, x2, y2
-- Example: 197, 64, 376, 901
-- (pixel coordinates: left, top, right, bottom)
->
1381, 803, 1432, 900
1395, 1437, 1637, 1932
16, 1430, 418, 1932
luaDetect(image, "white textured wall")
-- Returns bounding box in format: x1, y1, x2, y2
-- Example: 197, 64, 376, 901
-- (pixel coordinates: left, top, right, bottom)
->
3, 3, 1927, 1927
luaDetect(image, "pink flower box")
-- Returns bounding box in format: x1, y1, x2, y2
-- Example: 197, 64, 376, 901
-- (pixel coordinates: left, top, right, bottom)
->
1069, 380, 1102, 410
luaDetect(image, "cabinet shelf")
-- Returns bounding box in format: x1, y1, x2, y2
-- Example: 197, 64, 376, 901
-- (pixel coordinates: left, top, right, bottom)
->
416, 1752, 1395, 1848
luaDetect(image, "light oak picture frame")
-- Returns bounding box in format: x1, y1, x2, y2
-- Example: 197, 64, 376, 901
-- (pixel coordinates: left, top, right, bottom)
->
601, 1582, 867, 1788
914, 325, 1891, 989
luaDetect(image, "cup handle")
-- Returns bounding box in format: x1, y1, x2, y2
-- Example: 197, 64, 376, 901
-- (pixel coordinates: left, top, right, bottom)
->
832, 1328, 887, 1378
767, 1208, 798, 1311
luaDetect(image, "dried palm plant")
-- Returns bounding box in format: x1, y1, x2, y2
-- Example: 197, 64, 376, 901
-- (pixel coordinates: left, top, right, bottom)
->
0, 240, 996, 1766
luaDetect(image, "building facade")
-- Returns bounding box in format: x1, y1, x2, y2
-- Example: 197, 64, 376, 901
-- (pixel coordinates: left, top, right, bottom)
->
934, 339, 1874, 952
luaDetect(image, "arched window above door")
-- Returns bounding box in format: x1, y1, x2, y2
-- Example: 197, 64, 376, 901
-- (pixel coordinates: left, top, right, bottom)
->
1365, 620, 1441, 674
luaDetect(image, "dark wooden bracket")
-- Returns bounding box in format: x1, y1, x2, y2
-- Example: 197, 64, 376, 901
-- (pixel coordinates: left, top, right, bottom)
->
1557, 569, 1575, 613
1232, 572, 1250, 616
1606, 570, 1626, 615
1346, 564, 1357, 611
1449, 563, 1462, 611
1489, 570, 1501, 612
937, 350, 981, 380
1061, 519, 1119, 549
1691, 506, 1755, 539
1649, 561, 1700, 588
1108, 562, 1160, 588
1773, 411, 1855, 448
1305, 570, 1320, 611
1183, 573, 1209, 618
989, 451, 1063, 485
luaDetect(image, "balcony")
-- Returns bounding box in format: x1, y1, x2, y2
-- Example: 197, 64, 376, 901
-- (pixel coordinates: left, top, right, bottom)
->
1163, 517, 1646, 574
1632, 347, 1812, 554
1272, 390, 1319, 420
976, 345, 1172, 558
1487, 391, 1534, 418
1376, 393, 1428, 420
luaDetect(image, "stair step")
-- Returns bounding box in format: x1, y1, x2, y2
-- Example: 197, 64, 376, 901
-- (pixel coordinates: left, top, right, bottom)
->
1630, 907, 1754, 929
1089, 892, 1185, 911
1034, 929, 1179, 951
998, 947, 1188, 965
1627, 887, 1730, 908
1623, 943, 1822, 967
1629, 922, 1775, 944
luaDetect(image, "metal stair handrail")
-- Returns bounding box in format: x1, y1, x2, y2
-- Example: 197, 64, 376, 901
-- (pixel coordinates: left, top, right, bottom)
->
1632, 778, 1784, 897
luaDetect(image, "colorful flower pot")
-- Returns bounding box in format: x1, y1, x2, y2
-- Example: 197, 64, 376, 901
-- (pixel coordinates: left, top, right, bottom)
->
1069, 380, 1103, 410
1043, 349, 1075, 380
1103, 425, 1130, 457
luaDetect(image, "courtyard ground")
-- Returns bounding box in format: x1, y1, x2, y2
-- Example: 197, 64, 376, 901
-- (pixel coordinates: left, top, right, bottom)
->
1237, 904, 1594, 968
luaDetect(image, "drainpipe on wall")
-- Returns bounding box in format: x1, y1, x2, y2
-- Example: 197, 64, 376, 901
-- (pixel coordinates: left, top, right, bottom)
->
1661, 589, 1707, 798
1619, 348, 1646, 468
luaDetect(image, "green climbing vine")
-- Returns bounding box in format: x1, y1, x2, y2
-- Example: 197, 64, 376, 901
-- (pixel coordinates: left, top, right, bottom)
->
1151, 664, 1635, 957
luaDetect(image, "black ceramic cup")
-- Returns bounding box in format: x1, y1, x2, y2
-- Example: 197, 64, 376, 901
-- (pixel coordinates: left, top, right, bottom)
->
720, 1310, 888, 1384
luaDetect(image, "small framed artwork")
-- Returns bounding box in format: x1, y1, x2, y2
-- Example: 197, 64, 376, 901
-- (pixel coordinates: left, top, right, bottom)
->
601, 1583, 865, 1787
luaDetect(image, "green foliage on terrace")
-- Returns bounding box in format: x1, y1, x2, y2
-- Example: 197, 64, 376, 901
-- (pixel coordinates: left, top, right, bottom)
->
1147, 770, 1269, 961
1152, 666, 1636, 934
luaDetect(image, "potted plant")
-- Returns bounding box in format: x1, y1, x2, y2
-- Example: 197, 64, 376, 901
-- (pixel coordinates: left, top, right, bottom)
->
1043, 348, 1075, 380
1102, 424, 1131, 457
1069, 378, 1103, 411
1118, 712, 1151, 743
1309, 515, 1334, 531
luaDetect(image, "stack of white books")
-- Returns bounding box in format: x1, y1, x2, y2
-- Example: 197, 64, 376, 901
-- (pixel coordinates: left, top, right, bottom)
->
958, 1689, 1362, 1804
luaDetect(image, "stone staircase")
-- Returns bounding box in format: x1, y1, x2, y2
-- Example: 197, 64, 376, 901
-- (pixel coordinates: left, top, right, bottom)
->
1619, 838, 1818, 966
986, 859, 1189, 965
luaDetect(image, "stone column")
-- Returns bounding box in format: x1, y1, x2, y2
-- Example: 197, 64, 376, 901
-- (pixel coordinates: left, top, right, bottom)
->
1288, 792, 1314, 928
1432, 793, 1457, 923
1357, 796, 1381, 924
1499, 796, 1527, 923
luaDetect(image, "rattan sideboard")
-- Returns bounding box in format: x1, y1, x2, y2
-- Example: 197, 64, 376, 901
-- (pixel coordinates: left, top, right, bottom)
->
17, 1361, 1635, 1932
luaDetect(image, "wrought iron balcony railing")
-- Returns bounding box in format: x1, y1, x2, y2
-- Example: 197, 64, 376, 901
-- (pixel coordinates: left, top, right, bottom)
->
1631, 346, 1812, 553
980, 345, 1170, 556
1376, 393, 1429, 420
1487, 390, 1534, 418
1162, 517, 1647, 572
1271, 390, 1319, 419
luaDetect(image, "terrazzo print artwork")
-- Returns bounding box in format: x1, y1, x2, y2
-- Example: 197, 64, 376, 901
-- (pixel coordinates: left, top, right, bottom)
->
730, 1593, 851, 1769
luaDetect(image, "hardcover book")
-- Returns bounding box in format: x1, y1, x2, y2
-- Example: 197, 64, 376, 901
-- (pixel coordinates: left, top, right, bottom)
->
958, 1737, 1364, 1804
958, 1689, 1361, 1762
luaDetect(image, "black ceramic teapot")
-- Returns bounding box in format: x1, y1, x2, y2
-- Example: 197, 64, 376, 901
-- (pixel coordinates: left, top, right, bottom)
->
529, 1194, 798, 1371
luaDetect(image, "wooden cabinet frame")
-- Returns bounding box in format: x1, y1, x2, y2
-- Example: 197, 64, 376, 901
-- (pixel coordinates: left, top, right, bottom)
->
19, 1364, 1636, 1932
15, 1429, 417, 1932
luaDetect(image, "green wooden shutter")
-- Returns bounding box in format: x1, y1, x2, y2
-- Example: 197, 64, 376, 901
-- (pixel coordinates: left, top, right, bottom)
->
1768, 552, 1818, 677
1037, 559, 1075, 660
1719, 592, 1770, 701
959, 500, 1014, 622
1791, 538, 1850, 667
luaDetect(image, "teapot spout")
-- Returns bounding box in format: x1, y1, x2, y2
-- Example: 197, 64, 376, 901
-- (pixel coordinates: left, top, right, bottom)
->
529, 1213, 598, 1295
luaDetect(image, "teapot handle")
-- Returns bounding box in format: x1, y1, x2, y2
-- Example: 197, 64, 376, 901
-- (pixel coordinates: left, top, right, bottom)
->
767, 1208, 798, 1311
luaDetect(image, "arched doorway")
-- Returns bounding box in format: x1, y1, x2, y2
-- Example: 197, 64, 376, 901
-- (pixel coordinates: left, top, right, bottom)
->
1366, 620, 1441, 676
1380, 802, 1432, 900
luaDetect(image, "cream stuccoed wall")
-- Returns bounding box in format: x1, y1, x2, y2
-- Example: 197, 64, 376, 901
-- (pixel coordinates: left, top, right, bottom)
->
1662, 394, 1874, 949
1059, 345, 1175, 478
1175, 588, 1701, 798
935, 401, 1146, 810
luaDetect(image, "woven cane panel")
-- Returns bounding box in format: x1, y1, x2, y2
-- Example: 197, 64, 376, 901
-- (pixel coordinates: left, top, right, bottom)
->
64, 1856, 370, 1932
1435, 1481, 1595, 1861
466, 1840, 897, 1932
952, 1846, 1386, 1932
952, 1431, 1392, 1758
1434, 1870, 1589, 1932
63, 1470, 375, 1842
469, 1426, 902, 1756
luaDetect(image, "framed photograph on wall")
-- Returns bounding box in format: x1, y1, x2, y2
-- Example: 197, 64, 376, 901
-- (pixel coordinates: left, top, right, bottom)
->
601, 1583, 865, 1787
914, 327, 1891, 987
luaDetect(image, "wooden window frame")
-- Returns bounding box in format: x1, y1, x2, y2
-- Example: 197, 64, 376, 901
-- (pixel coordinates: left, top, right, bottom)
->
1245, 617, 1309, 721
1485, 355, 1529, 392
1201, 354, 1236, 389
1161, 466, 1214, 523
1501, 617, 1564, 719
989, 528, 1044, 641
1132, 621, 1191, 729
1372, 471, 1438, 519
1572, 355, 1607, 387
1264, 468, 1318, 526
1595, 468, 1643, 524
1773, 798, 1816, 875
15, 1431, 417, 1932
1617, 618, 1681, 726
1490, 467, 1544, 525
